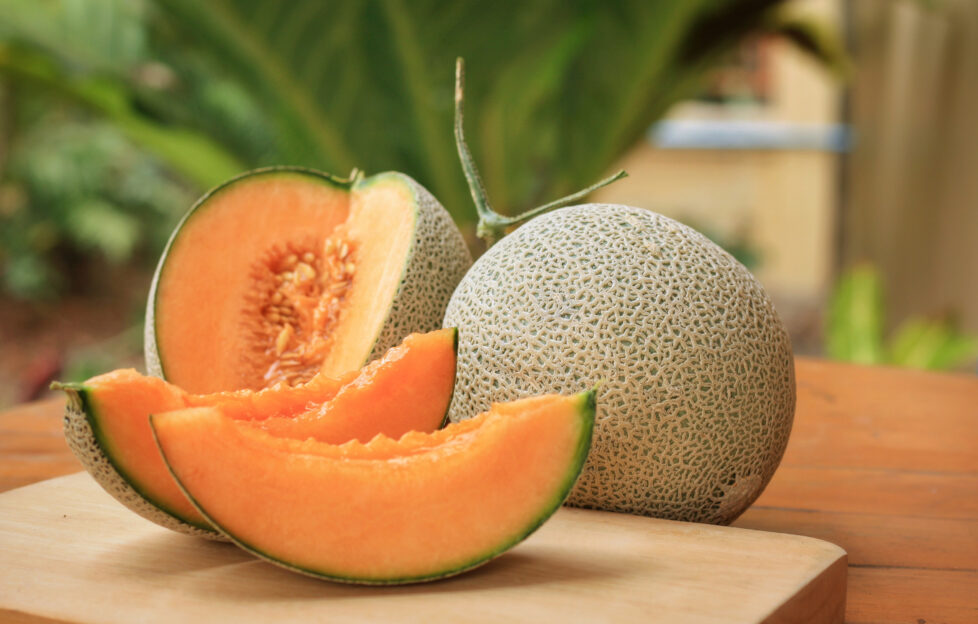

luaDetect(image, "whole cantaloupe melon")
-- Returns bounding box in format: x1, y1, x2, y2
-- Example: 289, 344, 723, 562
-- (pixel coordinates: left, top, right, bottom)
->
444, 204, 795, 524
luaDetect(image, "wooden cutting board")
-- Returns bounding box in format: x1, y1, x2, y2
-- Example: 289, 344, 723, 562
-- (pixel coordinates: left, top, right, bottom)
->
0, 473, 846, 623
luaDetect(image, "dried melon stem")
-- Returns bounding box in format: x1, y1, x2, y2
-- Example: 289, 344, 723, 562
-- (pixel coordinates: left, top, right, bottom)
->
245, 233, 356, 388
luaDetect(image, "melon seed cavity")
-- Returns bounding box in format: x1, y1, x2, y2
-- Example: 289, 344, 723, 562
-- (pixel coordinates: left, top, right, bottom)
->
247, 234, 356, 388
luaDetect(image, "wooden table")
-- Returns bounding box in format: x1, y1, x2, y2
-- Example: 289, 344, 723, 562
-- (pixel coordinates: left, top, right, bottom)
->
1, 358, 975, 623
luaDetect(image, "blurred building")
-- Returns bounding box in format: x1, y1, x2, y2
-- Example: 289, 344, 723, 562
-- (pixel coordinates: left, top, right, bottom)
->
596, 0, 978, 354
842, 0, 978, 337
595, 0, 842, 353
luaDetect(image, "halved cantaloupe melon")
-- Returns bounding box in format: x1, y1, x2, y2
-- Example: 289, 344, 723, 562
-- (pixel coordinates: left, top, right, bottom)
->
151, 391, 596, 584
145, 167, 471, 394
59, 328, 457, 538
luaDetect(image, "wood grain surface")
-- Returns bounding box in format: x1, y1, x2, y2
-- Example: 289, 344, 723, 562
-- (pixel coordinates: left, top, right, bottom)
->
0, 473, 846, 624
1, 357, 976, 622
735, 359, 978, 624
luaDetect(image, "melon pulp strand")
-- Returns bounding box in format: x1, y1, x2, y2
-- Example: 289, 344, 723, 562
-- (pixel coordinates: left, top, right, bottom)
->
58, 328, 459, 538
151, 391, 596, 584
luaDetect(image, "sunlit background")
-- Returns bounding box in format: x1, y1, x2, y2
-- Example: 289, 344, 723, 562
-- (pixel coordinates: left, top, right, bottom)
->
0, 0, 975, 407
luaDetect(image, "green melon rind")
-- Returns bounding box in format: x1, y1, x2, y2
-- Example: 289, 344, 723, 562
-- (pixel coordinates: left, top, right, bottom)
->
151, 390, 596, 585
145, 167, 472, 382
436, 327, 460, 430
57, 383, 223, 540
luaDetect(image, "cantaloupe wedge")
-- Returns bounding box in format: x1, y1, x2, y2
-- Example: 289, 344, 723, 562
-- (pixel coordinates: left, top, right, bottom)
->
251, 326, 457, 444
58, 328, 457, 538
151, 391, 596, 584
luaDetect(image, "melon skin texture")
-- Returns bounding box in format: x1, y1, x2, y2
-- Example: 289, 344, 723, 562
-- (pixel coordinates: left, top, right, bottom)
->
444, 204, 795, 525
355, 174, 472, 368
151, 392, 596, 585
62, 388, 220, 540
145, 167, 472, 393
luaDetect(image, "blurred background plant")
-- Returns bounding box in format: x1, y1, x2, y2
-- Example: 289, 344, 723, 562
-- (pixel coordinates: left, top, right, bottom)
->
0, 0, 974, 406
0, 0, 844, 402
0, 0, 846, 265
0, 115, 194, 300
827, 264, 978, 370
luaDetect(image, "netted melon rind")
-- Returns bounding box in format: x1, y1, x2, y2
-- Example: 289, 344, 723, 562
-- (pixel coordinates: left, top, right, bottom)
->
444, 204, 795, 525
62, 398, 225, 540
362, 173, 473, 363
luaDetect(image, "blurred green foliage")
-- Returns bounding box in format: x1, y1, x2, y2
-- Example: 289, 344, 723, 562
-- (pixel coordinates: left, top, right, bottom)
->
0, 108, 194, 298
0, 0, 843, 301
827, 264, 978, 371
60, 322, 145, 384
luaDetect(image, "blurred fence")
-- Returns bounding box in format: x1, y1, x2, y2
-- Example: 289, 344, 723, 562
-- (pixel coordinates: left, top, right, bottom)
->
842, 0, 978, 334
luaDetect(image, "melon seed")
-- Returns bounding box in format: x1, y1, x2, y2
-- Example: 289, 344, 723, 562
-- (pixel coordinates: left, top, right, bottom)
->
275, 325, 293, 356
248, 238, 360, 389
295, 262, 316, 283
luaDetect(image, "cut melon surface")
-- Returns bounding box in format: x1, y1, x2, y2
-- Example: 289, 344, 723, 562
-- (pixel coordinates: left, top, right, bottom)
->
146, 168, 471, 394
152, 391, 596, 584
253, 328, 457, 444
59, 328, 457, 537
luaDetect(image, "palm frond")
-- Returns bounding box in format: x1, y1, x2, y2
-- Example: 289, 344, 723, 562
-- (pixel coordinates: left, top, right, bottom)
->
0, 0, 844, 222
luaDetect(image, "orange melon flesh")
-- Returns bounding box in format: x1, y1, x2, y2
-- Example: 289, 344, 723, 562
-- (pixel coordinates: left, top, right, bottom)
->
253, 328, 457, 443
77, 371, 203, 525
69, 328, 456, 530
152, 171, 417, 394
76, 369, 348, 528
321, 178, 415, 377
151, 392, 595, 584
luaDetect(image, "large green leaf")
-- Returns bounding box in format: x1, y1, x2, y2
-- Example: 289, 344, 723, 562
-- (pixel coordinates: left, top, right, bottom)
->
0, 0, 246, 188
0, 0, 147, 75
0, 0, 842, 223
0, 45, 245, 189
